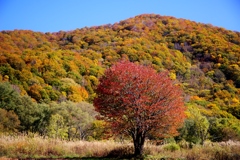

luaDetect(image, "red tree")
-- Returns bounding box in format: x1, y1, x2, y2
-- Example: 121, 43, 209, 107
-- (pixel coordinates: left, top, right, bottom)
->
94, 61, 185, 156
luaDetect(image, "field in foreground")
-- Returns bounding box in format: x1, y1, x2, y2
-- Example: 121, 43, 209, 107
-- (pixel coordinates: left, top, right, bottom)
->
0, 135, 240, 160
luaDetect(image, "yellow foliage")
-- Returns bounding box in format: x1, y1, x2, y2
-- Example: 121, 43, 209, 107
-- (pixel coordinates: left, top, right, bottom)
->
207, 103, 219, 110
190, 96, 203, 101
3, 75, 9, 81
199, 108, 213, 117
214, 90, 231, 99
185, 111, 191, 118
231, 98, 239, 104
61, 91, 67, 97
169, 72, 176, 80
68, 86, 88, 102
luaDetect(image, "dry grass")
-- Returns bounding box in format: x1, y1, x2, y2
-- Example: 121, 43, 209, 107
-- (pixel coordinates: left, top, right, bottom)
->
0, 135, 128, 159
0, 135, 240, 159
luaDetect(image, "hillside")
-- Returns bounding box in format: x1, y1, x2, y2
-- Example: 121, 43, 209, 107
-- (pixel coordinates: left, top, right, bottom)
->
0, 14, 240, 141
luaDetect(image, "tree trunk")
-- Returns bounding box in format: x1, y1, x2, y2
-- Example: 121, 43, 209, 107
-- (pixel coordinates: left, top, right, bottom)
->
134, 141, 144, 156
133, 131, 145, 156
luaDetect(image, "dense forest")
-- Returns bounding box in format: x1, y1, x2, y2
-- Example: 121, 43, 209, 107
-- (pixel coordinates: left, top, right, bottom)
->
0, 14, 240, 143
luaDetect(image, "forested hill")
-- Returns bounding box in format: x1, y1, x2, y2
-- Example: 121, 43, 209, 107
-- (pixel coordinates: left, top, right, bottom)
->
0, 14, 240, 127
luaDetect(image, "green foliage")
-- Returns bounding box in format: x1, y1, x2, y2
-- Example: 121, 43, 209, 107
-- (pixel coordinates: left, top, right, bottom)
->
163, 143, 180, 152
0, 82, 52, 133
179, 106, 209, 145
15, 95, 43, 131
208, 118, 240, 141
89, 120, 106, 140
0, 89, 97, 139
178, 119, 199, 145
0, 82, 19, 110
47, 113, 68, 139
48, 101, 97, 140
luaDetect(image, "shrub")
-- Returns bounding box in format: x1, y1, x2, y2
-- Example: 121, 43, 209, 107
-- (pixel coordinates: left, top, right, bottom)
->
163, 143, 180, 152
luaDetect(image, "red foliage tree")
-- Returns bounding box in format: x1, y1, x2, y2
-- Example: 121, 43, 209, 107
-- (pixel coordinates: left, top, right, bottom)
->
94, 61, 185, 156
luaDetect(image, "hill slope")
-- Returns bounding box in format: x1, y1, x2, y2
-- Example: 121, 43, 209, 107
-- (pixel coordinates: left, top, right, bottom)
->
0, 14, 240, 139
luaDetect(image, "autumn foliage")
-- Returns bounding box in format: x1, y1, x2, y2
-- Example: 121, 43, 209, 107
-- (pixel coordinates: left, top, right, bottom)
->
94, 61, 185, 155
0, 13, 240, 148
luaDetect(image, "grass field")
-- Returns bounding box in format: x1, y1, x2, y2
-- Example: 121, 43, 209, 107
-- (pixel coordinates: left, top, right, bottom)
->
0, 135, 240, 159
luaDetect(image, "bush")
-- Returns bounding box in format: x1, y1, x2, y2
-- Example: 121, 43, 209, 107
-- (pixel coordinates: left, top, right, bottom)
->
163, 143, 180, 152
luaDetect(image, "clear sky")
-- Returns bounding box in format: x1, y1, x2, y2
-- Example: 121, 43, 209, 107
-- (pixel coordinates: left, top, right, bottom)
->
0, 0, 239, 33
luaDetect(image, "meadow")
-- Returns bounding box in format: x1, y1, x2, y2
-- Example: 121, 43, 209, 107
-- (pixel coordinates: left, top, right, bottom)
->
0, 135, 240, 160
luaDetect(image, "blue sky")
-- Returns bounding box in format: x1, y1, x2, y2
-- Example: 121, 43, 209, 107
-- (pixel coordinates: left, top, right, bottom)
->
0, 0, 239, 32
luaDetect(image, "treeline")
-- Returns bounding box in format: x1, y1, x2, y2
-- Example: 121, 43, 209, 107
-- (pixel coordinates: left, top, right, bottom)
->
0, 14, 240, 142
0, 82, 105, 140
